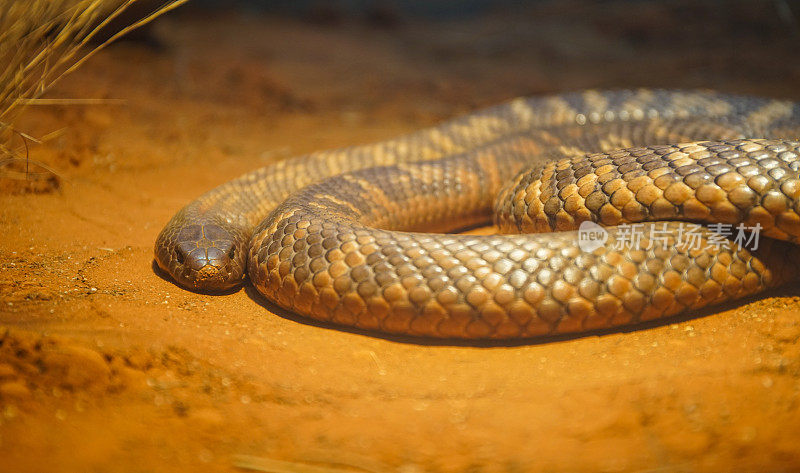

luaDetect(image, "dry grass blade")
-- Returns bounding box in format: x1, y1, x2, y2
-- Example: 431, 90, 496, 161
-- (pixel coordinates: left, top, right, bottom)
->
0, 0, 189, 186
232, 454, 388, 473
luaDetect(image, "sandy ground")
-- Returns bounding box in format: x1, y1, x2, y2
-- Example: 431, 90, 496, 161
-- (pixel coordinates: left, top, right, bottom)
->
2, 3, 800, 472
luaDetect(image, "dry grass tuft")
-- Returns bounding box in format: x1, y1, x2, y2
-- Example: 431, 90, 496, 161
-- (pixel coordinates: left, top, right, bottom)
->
0, 0, 188, 189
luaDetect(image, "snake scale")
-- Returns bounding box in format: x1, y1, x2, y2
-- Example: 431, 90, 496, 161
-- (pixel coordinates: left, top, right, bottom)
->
155, 89, 800, 339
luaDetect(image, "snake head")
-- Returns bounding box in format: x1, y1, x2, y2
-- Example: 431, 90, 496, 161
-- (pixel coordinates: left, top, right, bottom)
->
154, 216, 248, 292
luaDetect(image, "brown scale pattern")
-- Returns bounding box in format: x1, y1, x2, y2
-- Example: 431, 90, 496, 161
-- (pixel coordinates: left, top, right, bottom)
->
248, 139, 800, 339
155, 89, 800, 338
495, 140, 800, 241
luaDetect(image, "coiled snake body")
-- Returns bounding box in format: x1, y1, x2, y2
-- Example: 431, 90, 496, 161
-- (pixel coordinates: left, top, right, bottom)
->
155, 89, 800, 339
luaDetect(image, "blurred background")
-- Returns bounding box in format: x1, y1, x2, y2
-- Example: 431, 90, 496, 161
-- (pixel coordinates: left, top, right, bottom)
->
135, 0, 800, 112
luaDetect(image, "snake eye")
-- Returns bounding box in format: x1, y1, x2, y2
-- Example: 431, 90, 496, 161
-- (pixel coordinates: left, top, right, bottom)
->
175, 248, 186, 265
228, 246, 236, 260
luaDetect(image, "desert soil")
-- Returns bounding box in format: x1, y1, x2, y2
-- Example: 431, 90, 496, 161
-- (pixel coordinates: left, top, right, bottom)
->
2, 3, 800, 472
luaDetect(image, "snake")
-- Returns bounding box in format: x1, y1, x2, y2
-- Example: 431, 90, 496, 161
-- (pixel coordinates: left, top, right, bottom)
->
154, 89, 800, 339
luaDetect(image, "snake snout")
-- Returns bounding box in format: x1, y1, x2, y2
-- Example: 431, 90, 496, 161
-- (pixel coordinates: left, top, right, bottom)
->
169, 223, 244, 291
